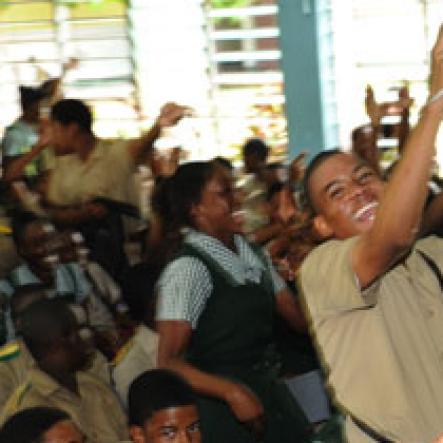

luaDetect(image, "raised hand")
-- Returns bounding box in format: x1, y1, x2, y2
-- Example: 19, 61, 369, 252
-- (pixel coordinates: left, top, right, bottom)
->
156, 102, 193, 128
429, 25, 443, 110
365, 85, 383, 125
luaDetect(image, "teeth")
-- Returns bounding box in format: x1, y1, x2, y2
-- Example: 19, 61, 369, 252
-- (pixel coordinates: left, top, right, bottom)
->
353, 201, 378, 220
43, 254, 60, 265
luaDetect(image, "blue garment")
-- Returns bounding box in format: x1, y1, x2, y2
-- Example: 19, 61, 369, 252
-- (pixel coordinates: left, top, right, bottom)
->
0, 262, 91, 342
1, 262, 90, 303
1, 119, 39, 176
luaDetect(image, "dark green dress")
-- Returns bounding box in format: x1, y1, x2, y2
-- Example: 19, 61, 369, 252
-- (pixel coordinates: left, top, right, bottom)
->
180, 243, 310, 443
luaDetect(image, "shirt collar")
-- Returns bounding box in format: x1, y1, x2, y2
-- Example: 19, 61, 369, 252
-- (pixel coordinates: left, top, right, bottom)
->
29, 367, 66, 397
183, 229, 265, 285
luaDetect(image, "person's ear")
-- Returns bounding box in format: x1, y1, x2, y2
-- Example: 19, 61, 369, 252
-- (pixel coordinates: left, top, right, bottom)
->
313, 214, 334, 240
68, 122, 81, 138
129, 425, 147, 443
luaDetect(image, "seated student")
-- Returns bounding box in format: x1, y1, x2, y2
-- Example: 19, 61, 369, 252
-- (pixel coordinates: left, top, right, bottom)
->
0, 284, 110, 410
0, 211, 91, 305
1, 211, 124, 356
56, 228, 132, 359
128, 369, 201, 443
0, 406, 85, 443
0, 298, 128, 442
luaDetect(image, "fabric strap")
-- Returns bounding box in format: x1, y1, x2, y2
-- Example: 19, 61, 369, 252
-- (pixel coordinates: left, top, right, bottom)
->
351, 249, 443, 443
351, 416, 394, 443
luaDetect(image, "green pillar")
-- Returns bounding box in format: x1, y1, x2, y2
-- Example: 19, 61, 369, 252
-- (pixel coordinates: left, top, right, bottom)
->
278, 0, 338, 160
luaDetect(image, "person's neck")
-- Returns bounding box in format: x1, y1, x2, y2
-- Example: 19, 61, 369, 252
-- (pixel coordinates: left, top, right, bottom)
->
201, 228, 236, 252
40, 364, 79, 395
76, 133, 97, 162
254, 166, 267, 181
21, 114, 38, 125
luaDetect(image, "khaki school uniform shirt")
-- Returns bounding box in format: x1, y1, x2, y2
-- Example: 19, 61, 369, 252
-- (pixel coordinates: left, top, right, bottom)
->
47, 139, 135, 206
300, 236, 443, 443
1, 367, 128, 443
0, 339, 110, 411
112, 325, 158, 406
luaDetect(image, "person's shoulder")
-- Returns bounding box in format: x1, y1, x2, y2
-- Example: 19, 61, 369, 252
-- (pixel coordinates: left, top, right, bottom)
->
1, 380, 33, 416
112, 336, 136, 367
78, 371, 121, 405
415, 235, 443, 251
414, 235, 443, 264
3, 120, 27, 134
98, 138, 129, 153
0, 341, 22, 363
160, 255, 209, 279
300, 236, 360, 299
112, 326, 158, 374
301, 237, 356, 274
78, 369, 112, 389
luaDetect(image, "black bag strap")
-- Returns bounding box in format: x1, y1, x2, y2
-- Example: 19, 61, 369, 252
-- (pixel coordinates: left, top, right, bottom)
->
418, 250, 443, 292
350, 249, 442, 443
351, 416, 394, 443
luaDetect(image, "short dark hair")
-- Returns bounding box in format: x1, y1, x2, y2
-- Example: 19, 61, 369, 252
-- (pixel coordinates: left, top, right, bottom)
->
19, 86, 46, 110
242, 138, 269, 161
302, 148, 341, 213
10, 283, 49, 325
19, 298, 77, 361
128, 369, 197, 426
0, 407, 70, 443
11, 211, 41, 249
212, 156, 233, 171
51, 99, 93, 133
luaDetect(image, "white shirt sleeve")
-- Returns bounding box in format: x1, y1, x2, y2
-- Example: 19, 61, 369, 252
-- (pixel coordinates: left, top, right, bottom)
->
156, 256, 213, 329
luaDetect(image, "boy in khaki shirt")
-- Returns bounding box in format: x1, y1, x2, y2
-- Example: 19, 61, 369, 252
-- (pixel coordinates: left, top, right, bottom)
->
1, 298, 128, 443
300, 27, 443, 442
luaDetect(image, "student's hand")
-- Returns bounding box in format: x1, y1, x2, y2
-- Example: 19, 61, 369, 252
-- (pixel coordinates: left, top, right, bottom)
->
365, 85, 383, 126
156, 102, 193, 128
429, 25, 443, 111
224, 382, 265, 440
289, 151, 307, 183
365, 84, 413, 125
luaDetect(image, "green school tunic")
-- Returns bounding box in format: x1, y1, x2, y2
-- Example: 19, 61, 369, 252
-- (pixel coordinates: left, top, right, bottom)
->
180, 243, 310, 443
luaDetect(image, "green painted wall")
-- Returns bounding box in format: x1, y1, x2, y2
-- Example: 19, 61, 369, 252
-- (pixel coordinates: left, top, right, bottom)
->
278, 0, 337, 160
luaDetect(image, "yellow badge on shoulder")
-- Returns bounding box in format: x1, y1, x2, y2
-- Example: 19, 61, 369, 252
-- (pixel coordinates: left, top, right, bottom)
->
112, 339, 134, 366
0, 225, 12, 235
0, 342, 21, 362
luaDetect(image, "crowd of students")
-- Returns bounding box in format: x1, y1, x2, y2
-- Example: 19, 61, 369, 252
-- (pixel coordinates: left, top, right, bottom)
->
1, 23, 443, 443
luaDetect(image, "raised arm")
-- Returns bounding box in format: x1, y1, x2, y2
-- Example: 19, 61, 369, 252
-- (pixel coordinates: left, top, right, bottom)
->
126, 102, 190, 164
353, 26, 443, 288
